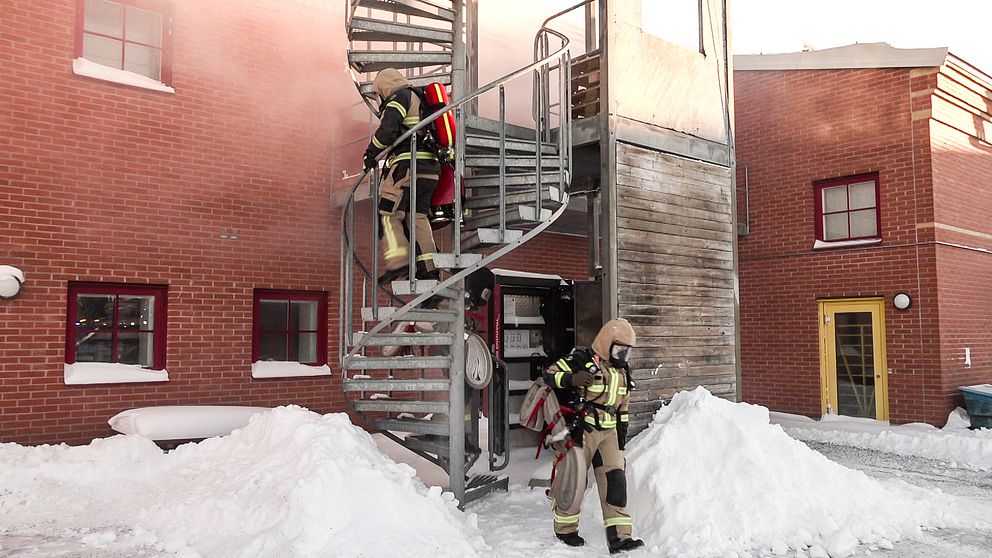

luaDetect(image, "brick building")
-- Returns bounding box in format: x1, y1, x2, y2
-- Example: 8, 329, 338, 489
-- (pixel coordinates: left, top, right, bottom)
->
735, 43, 992, 425
0, 0, 588, 445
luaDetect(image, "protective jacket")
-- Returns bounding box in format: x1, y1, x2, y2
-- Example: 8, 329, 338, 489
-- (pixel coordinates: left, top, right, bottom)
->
367, 69, 439, 166
542, 318, 636, 432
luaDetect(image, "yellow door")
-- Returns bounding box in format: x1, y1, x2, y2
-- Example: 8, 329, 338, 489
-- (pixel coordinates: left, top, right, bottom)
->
818, 299, 889, 420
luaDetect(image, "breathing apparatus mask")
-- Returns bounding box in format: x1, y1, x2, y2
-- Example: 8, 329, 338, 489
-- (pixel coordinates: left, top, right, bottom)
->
609, 343, 631, 368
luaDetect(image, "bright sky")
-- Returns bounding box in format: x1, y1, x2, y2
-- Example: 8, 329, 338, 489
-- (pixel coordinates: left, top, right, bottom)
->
732, 0, 992, 73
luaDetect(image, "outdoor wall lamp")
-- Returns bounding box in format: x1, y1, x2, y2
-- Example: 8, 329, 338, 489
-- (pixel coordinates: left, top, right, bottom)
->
0, 266, 25, 300
893, 292, 912, 310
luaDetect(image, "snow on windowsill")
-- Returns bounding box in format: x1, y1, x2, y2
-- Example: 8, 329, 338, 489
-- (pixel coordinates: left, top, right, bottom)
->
64, 362, 169, 385
251, 361, 331, 379
813, 238, 882, 250
72, 58, 175, 94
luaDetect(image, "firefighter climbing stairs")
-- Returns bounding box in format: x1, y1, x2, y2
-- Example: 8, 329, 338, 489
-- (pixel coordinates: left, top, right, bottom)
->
340, 0, 581, 506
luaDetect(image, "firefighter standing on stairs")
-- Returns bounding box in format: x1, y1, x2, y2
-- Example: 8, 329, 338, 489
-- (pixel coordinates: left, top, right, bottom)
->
363, 68, 441, 287
542, 318, 645, 554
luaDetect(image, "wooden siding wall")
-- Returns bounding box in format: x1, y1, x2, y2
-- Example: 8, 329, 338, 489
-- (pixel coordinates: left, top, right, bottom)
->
616, 142, 738, 433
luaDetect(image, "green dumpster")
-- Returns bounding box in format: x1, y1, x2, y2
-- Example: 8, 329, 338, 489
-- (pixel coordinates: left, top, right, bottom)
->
959, 384, 992, 430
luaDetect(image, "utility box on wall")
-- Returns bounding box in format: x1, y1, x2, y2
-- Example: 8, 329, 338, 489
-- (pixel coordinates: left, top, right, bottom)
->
467, 269, 585, 448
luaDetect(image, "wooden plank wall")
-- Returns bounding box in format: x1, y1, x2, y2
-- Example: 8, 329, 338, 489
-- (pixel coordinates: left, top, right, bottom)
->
615, 143, 738, 433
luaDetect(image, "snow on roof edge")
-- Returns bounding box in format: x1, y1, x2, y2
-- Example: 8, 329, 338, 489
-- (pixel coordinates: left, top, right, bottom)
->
735, 42, 948, 71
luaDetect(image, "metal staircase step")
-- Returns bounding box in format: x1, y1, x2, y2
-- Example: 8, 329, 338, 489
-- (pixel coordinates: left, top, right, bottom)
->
361, 306, 458, 323
464, 475, 510, 504
343, 378, 449, 391
461, 228, 524, 250
465, 114, 538, 140
463, 205, 554, 231
403, 433, 451, 456
432, 252, 483, 269
464, 171, 562, 188
464, 185, 564, 210
353, 399, 449, 413
376, 417, 449, 436
464, 134, 557, 155
464, 155, 563, 169
349, 17, 454, 44
390, 279, 459, 299
349, 51, 452, 73
351, 331, 454, 346
359, 73, 450, 95
343, 354, 451, 370
355, 0, 455, 22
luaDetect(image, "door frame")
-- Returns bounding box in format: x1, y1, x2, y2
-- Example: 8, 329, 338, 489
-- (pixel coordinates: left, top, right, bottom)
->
818, 298, 889, 420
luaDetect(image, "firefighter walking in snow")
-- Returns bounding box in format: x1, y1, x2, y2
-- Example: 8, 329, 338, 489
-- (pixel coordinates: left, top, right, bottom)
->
363, 68, 440, 286
542, 318, 645, 554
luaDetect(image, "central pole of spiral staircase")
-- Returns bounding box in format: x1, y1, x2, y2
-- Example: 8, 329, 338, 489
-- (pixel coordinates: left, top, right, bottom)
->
448, 0, 468, 505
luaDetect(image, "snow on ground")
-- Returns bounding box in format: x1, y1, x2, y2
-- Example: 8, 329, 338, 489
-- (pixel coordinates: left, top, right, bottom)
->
624, 388, 988, 557
0, 406, 486, 558
772, 408, 992, 472
2, 389, 992, 558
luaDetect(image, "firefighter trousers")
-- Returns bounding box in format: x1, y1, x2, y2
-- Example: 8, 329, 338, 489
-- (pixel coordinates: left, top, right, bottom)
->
552, 427, 633, 539
377, 161, 439, 272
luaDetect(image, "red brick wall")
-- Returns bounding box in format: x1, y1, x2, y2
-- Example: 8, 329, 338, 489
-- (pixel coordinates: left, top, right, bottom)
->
930, 99, 992, 416
0, 0, 589, 444
734, 68, 947, 424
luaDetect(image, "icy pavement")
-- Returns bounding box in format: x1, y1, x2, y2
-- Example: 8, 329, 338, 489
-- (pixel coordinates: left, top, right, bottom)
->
805, 441, 992, 558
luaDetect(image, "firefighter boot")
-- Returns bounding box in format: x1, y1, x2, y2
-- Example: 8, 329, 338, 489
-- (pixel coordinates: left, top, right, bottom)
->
555, 532, 585, 547
608, 536, 644, 554
415, 262, 444, 309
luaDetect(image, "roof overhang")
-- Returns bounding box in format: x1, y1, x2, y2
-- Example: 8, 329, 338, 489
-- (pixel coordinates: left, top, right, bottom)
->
735, 42, 948, 71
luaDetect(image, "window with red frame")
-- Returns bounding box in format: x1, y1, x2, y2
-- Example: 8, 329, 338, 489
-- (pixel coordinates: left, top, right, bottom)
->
66, 283, 168, 369
253, 290, 328, 365
814, 174, 881, 242
76, 0, 172, 83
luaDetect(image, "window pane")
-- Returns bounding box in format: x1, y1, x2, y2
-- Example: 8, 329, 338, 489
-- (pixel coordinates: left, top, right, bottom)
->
642, 0, 701, 53
850, 209, 878, 238
849, 181, 876, 210
290, 300, 318, 331
291, 332, 318, 363
822, 185, 848, 213
76, 331, 113, 362
259, 333, 288, 361
76, 294, 115, 329
117, 332, 154, 366
118, 295, 154, 330
83, 33, 123, 68
824, 213, 849, 240
125, 6, 162, 46
124, 43, 161, 80
84, 0, 123, 37
259, 300, 288, 330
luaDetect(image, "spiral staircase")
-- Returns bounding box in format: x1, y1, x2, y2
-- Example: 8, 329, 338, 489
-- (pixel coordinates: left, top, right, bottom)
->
339, 0, 583, 505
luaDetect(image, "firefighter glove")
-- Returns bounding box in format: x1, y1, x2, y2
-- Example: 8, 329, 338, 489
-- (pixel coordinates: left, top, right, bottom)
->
565, 370, 594, 388
363, 147, 378, 172
616, 422, 628, 451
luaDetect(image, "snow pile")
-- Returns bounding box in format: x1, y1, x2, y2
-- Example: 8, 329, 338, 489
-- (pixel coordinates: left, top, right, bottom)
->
625, 388, 975, 558
774, 410, 992, 472
0, 406, 486, 558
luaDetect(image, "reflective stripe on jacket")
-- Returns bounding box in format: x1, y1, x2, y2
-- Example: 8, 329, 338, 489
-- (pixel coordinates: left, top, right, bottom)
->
542, 348, 631, 431
367, 87, 437, 165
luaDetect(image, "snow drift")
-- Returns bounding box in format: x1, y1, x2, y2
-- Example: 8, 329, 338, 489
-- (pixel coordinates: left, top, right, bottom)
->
625, 387, 978, 558
0, 406, 486, 558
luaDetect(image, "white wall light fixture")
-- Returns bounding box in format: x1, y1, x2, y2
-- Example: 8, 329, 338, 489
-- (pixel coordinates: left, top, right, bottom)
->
893, 292, 912, 310
0, 266, 25, 300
